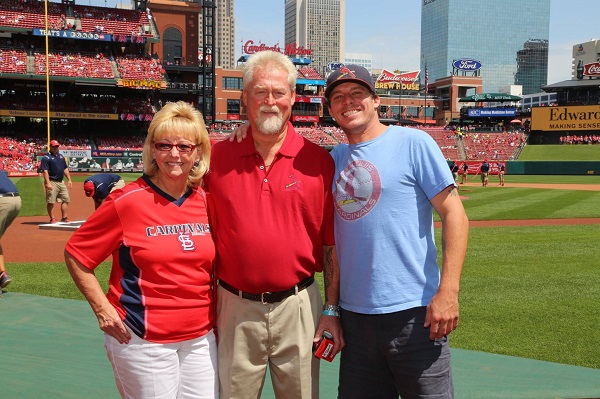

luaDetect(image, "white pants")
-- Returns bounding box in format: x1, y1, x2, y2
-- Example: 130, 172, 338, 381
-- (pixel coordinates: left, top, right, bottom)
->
104, 327, 219, 399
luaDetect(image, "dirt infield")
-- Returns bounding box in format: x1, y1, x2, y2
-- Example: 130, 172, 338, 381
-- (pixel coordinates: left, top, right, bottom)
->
4, 181, 600, 263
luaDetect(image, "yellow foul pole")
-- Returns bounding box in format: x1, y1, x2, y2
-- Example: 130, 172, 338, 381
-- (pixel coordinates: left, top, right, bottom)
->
45, 0, 51, 150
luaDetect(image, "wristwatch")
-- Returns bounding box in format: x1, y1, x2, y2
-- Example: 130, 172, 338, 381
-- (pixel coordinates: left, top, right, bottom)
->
322, 304, 341, 317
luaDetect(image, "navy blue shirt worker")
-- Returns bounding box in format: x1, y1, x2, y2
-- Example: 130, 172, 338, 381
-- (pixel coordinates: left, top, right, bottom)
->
480, 160, 490, 187
40, 140, 72, 223
83, 173, 125, 209
0, 172, 21, 289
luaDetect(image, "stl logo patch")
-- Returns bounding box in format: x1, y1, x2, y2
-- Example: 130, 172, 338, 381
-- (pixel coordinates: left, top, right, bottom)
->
285, 173, 303, 191
178, 233, 195, 251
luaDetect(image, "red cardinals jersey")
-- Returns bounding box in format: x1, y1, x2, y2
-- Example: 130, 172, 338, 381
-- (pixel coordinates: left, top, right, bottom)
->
66, 176, 215, 343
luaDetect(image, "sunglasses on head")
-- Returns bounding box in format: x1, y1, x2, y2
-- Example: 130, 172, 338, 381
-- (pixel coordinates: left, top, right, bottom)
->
153, 142, 198, 153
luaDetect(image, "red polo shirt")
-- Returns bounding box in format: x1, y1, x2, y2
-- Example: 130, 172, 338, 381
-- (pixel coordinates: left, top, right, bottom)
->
205, 122, 335, 293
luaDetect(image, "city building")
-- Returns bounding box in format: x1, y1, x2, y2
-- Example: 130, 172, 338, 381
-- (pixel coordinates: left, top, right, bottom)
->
421, 0, 550, 95
199, 0, 235, 69
515, 39, 548, 96
344, 52, 373, 73
284, 0, 345, 76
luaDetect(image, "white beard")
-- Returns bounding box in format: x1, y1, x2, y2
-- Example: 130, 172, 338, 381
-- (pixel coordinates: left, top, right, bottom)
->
256, 107, 284, 135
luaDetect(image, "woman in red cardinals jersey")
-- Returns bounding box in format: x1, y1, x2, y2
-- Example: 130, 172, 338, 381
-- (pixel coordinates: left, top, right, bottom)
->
65, 101, 218, 398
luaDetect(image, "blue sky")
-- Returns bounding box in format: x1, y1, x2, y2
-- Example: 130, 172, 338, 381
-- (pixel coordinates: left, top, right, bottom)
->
87, 0, 598, 83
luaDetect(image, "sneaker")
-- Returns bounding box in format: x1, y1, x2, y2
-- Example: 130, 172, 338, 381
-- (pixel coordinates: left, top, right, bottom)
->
50, 218, 57, 224
61, 217, 71, 223
0, 272, 12, 289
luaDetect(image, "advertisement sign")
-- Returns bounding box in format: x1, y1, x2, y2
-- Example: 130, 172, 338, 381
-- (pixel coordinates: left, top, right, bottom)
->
61, 150, 92, 158
375, 70, 421, 91
295, 96, 323, 104
327, 62, 345, 71
452, 59, 482, 71
467, 108, 517, 117
242, 40, 313, 57
0, 109, 119, 120
583, 62, 600, 77
33, 28, 112, 41
36, 155, 143, 172
117, 80, 167, 89
92, 150, 142, 157
292, 115, 319, 123
531, 105, 600, 131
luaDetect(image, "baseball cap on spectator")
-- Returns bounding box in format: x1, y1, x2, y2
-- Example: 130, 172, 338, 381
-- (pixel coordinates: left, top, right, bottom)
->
83, 181, 95, 197
50, 140, 60, 147
324, 65, 376, 100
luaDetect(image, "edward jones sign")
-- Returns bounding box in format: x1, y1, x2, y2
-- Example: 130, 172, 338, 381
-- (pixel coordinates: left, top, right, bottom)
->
532, 105, 600, 131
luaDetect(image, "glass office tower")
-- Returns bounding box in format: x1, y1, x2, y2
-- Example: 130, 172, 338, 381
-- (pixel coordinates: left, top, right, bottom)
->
421, 0, 550, 94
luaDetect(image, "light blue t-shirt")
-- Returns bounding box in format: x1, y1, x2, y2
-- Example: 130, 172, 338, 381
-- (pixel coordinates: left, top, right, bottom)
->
330, 126, 455, 314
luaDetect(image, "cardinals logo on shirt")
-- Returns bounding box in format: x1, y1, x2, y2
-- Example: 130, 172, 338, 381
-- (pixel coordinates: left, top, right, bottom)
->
178, 232, 196, 251
334, 159, 381, 221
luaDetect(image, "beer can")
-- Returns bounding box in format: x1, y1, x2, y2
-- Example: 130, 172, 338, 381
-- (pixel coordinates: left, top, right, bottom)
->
313, 331, 335, 362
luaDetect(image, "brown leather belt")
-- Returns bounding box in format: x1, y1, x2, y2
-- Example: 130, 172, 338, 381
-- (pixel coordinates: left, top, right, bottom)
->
219, 275, 314, 304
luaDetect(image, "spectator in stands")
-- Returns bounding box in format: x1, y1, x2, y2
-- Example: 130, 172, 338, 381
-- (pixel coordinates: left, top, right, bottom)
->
0, 172, 21, 291
40, 140, 72, 223
204, 50, 342, 399
65, 101, 218, 398
83, 173, 125, 210
324, 65, 468, 398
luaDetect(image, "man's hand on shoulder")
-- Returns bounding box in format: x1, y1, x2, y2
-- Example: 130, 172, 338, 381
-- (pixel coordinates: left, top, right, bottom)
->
227, 122, 249, 143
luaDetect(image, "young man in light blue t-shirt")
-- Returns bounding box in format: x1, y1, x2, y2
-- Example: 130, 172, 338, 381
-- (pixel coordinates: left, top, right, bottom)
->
326, 65, 469, 399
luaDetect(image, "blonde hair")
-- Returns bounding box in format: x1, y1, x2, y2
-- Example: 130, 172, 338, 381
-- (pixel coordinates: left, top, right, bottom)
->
142, 101, 211, 187
242, 50, 297, 91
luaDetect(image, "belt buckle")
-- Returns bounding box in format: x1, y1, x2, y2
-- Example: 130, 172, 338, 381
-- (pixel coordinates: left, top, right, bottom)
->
261, 292, 271, 305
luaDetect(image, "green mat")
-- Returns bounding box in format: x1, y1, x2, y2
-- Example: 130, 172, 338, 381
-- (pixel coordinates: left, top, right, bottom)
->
2, 293, 599, 398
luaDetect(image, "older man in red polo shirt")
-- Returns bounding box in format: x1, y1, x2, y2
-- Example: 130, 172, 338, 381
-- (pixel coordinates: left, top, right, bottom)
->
204, 50, 343, 398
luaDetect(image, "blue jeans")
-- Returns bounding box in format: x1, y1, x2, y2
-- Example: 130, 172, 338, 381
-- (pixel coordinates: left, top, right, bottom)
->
338, 307, 454, 399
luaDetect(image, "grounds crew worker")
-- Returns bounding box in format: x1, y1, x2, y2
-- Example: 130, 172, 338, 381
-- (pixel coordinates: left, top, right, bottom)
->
83, 173, 125, 210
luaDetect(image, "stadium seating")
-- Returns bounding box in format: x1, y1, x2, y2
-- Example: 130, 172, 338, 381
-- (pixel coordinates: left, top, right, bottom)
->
0, 1, 152, 37
34, 50, 114, 79
116, 55, 164, 80
461, 131, 525, 161
298, 67, 324, 80
0, 47, 27, 74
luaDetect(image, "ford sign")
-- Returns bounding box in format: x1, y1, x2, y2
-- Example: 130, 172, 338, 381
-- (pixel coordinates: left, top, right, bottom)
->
453, 59, 482, 71
327, 62, 345, 71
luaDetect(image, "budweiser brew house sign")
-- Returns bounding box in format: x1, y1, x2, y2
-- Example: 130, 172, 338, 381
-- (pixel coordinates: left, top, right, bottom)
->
242, 40, 313, 57
375, 70, 421, 91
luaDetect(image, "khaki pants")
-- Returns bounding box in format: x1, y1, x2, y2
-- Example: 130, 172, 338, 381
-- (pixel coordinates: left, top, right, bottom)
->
0, 196, 21, 237
217, 281, 323, 399
46, 181, 70, 203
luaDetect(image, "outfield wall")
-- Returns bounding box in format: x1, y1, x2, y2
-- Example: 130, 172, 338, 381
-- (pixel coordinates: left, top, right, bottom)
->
447, 161, 600, 176
507, 161, 600, 175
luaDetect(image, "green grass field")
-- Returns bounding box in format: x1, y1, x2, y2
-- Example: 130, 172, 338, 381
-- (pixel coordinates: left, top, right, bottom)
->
6, 172, 600, 370
519, 144, 600, 160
